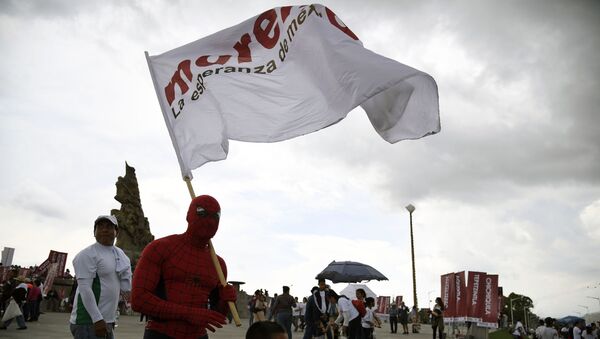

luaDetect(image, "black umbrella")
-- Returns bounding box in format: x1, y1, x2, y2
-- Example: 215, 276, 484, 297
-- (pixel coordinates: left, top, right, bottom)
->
556, 316, 585, 325
315, 260, 388, 283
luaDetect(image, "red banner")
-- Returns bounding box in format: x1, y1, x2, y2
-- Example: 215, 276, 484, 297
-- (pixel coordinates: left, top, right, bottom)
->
43, 263, 59, 295
18, 267, 31, 278
395, 295, 403, 306
36, 250, 68, 277
466, 271, 486, 322
441, 272, 456, 320
479, 274, 499, 328
0, 266, 10, 282
376, 296, 391, 314
455, 271, 467, 321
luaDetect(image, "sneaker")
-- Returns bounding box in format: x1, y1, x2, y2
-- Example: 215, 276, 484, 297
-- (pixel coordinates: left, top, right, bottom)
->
17, 326, 27, 330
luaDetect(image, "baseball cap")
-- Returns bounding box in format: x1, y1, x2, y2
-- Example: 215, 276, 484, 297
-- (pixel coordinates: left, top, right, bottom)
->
94, 215, 119, 228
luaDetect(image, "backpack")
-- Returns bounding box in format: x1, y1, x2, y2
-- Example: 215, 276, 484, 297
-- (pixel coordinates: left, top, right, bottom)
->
352, 299, 367, 318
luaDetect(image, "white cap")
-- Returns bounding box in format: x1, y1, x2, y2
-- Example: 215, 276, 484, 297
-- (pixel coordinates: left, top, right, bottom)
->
94, 215, 118, 228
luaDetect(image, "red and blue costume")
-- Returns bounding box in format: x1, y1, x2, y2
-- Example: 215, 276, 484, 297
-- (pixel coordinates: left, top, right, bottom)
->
131, 195, 236, 339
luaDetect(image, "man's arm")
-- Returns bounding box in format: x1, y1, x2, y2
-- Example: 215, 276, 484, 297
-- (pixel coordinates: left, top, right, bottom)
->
131, 240, 226, 330
77, 277, 103, 323
73, 250, 108, 338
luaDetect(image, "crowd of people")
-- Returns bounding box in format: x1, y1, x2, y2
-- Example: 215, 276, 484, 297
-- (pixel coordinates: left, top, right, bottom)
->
0, 266, 74, 331
513, 317, 600, 339
2, 195, 599, 339
246, 279, 427, 339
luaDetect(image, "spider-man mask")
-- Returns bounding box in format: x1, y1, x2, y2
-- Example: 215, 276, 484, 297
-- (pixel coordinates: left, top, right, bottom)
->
186, 195, 221, 241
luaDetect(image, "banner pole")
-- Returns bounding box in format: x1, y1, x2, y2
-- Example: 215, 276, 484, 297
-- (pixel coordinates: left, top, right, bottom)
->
184, 177, 242, 327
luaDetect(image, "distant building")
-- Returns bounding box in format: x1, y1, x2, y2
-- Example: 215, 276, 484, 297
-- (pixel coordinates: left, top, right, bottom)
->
1, 247, 15, 266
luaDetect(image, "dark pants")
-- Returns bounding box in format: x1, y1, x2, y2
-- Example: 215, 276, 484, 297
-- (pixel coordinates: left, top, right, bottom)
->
276, 311, 293, 339
70, 323, 115, 339
347, 316, 362, 339
432, 325, 444, 339
3, 314, 27, 329
24, 300, 40, 320
303, 321, 315, 339
144, 329, 208, 339
390, 315, 398, 333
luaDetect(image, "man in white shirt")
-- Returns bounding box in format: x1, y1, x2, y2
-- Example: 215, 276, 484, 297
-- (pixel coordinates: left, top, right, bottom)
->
328, 290, 361, 339
293, 296, 305, 332
69, 215, 132, 339
536, 319, 546, 339
541, 317, 559, 339
513, 320, 526, 339
574, 321, 585, 339
573, 321, 585, 339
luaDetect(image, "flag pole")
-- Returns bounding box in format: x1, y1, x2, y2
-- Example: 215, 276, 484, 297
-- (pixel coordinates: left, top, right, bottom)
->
184, 177, 242, 327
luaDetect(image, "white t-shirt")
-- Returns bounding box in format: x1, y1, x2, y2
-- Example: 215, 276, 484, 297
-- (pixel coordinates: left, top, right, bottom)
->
541, 327, 559, 339
362, 308, 374, 328
295, 302, 305, 316
335, 296, 360, 326
70, 242, 131, 324
574, 327, 582, 339
513, 322, 525, 336
318, 290, 327, 314
536, 325, 546, 338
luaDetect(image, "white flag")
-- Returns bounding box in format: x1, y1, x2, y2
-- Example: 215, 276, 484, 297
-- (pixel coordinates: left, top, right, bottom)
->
146, 4, 440, 179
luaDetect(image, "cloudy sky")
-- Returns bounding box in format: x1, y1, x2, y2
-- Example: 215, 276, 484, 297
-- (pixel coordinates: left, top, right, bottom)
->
1, 0, 599, 318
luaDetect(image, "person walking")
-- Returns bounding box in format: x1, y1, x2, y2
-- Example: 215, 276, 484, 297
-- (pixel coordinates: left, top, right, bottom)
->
541, 317, 559, 339
255, 292, 268, 322
0, 278, 28, 331
513, 319, 526, 339
389, 303, 399, 333
431, 297, 445, 339
271, 286, 297, 339
399, 301, 410, 334
69, 215, 132, 339
410, 305, 421, 333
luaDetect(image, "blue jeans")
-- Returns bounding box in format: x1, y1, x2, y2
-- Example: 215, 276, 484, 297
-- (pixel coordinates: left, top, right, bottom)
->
70, 323, 115, 339
3, 314, 26, 329
277, 311, 293, 339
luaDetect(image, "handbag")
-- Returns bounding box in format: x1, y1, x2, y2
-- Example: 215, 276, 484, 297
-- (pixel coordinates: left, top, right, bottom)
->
1, 298, 23, 322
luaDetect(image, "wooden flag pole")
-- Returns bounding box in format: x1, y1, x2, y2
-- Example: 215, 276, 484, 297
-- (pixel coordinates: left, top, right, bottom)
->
184, 177, 242, 327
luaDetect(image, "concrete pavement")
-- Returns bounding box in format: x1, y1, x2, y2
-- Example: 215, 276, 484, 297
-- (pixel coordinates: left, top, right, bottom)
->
0, 311, 437, 339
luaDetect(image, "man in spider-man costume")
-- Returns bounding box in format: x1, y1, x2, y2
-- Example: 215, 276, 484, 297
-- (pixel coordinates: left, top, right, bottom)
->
131, 195, 237, 339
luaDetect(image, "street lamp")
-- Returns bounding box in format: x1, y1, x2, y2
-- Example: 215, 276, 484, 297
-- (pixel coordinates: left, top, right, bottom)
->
406, 204, 417, 309
428, 290, 435, 309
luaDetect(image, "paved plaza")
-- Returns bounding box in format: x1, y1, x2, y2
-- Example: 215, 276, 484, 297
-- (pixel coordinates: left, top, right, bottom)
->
0, 311, 437, 339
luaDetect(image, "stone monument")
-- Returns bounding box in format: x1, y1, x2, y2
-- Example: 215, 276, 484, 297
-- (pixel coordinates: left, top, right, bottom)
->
112, 162, 154, 268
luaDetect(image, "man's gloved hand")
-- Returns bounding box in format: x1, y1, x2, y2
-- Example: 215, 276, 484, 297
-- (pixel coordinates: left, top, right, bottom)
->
188, 308, 227, 332
219, 284, 237, 303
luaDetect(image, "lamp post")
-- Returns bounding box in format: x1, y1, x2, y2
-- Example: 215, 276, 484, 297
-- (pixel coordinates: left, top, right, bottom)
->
428, 290, 435, 309
406, 204, 417, 309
